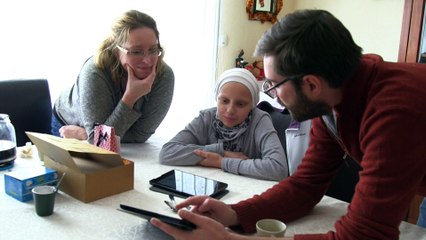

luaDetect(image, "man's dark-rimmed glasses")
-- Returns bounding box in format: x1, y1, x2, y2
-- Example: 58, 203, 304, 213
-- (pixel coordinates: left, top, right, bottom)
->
262, 74, 304, 98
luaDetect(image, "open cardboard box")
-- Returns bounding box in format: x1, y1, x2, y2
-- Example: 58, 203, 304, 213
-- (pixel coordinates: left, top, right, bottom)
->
26, 132, 134, 203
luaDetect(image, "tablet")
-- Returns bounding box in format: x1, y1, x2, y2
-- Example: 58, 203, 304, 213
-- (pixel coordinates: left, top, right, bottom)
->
118, 204, 196, 231
149, 169, 228, 198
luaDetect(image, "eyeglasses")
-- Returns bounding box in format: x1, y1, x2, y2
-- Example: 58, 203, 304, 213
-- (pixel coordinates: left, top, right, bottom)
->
116, 45, 162, 58
262, 74, 304, 98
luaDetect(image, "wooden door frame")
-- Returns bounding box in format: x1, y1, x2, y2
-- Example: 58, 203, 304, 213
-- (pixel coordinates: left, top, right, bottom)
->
398, 0, 425, 62
398, 1, 425, 225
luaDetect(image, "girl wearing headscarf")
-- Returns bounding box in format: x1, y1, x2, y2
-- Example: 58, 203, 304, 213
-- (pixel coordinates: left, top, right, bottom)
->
159, 68, 288, 181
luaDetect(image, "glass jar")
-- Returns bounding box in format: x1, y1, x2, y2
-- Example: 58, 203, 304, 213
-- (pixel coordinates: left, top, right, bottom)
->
0, 113, 17, 169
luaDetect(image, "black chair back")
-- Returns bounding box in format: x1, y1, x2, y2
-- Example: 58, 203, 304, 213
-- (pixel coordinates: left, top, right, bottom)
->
257, 101, 292, 154
0, 79, 52, 146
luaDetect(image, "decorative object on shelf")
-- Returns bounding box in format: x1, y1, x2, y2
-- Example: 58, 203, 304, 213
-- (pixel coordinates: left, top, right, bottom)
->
246, 0, 283, 24
245, 60, 265, 80
235, 49, 249, 68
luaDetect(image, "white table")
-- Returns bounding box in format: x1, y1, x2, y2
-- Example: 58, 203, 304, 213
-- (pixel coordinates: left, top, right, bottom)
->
1, 135, 425, 240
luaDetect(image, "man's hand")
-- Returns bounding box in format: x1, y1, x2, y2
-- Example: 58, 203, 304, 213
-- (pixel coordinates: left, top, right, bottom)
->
151, 196, 240, 240
176, 196, 239, 227
151, 210, 233, 240
151, 194, 295, 240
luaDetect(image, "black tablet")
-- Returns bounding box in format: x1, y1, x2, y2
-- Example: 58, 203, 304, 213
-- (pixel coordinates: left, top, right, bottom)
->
149, 169, 229, 198
118, 204, 196, 231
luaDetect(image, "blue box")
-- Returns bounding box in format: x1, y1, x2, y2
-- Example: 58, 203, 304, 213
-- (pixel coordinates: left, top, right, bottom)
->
4, 167, 58, 202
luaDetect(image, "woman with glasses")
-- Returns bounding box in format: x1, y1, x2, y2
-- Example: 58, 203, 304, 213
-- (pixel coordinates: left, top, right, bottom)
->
51, 10, 174, 143
159, 68, 288, 181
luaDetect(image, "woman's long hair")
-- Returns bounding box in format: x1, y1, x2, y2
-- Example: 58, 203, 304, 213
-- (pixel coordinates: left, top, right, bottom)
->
94, 10, 164, 85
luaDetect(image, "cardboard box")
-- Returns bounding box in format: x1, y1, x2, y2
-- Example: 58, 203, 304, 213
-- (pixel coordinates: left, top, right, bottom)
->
26, 132, 134, 203
4, 166, 58, 202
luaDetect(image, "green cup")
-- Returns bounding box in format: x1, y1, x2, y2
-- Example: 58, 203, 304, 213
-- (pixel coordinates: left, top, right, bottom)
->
32, 185, 56, 217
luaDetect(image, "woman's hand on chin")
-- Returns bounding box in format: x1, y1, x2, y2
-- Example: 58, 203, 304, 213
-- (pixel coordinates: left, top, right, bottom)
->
122, 64, 156, 108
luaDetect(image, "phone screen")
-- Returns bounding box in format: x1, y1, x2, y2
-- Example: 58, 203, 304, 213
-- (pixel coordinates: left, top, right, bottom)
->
149, 169, 228, 198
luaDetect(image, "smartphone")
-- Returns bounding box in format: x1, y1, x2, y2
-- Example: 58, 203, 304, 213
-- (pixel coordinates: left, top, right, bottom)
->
149, 169, 228, 198
118, 204, 196, 231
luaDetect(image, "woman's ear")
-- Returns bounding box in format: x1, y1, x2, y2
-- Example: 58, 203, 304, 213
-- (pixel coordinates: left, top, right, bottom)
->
301, 75, 323, 100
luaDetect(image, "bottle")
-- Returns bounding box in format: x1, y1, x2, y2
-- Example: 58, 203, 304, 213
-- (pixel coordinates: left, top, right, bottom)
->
0, 114, 17, 169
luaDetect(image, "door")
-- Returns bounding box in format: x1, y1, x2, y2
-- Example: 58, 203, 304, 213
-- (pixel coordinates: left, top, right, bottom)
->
398, 0, 426, 63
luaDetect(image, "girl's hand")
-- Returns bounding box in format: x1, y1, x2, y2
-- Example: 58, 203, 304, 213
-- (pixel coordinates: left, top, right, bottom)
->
194, 149, 223, 168
224, 151, 249, 160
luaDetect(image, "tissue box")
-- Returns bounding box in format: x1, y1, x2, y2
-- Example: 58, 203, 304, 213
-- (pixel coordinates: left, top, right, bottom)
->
4, 166, 58, 202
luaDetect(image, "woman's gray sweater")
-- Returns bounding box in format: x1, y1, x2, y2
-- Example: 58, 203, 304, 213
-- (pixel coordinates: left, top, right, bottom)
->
54, 57, 174, 143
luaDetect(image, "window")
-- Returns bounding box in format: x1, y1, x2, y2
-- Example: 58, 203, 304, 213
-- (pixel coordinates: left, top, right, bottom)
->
0, 0, 220, 139
419, 6, 426, 56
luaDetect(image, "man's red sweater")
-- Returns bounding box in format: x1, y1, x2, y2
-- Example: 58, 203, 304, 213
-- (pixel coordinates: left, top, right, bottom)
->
231, 54, 426, 239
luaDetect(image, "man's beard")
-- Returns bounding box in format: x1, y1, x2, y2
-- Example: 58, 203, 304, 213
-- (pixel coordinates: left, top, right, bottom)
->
277, 88, 332, 122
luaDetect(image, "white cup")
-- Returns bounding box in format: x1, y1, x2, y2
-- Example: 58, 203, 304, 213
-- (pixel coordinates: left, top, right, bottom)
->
256, 219, 287, 237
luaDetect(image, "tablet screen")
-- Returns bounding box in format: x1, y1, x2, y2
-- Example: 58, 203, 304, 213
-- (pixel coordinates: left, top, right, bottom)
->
149, 169, 228, 197
118, 204, 196, 231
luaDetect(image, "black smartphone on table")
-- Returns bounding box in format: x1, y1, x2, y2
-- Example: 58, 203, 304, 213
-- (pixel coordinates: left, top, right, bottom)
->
149, 169, 229, 199
118, 204, 196, 231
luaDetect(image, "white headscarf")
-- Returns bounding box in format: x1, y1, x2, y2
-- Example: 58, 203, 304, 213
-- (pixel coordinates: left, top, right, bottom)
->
215, 68, 260, 109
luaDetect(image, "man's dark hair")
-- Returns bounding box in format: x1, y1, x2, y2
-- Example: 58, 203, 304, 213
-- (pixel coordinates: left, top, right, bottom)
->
255, 9, 362, 88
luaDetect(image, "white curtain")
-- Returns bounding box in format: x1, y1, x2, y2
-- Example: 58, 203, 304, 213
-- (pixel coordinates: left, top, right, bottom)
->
0, 0, 219, 140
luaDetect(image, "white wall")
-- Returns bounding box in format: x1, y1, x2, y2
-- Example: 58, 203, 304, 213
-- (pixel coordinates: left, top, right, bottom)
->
288, 0, 404, 61
217, 0, 285, 77
218, 0, 404, 75
0, 0, 219, 140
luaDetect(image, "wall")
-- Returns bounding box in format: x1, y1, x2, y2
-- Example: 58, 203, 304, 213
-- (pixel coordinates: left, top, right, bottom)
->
216, 0, 286, 76
0, 0, 219, 140
218, 0, 404, 76
288, 0, 404, 61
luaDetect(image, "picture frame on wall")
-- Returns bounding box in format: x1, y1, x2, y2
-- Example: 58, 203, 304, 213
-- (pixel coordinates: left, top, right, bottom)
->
246, 0, 282, 24
254, 0, 272, 13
